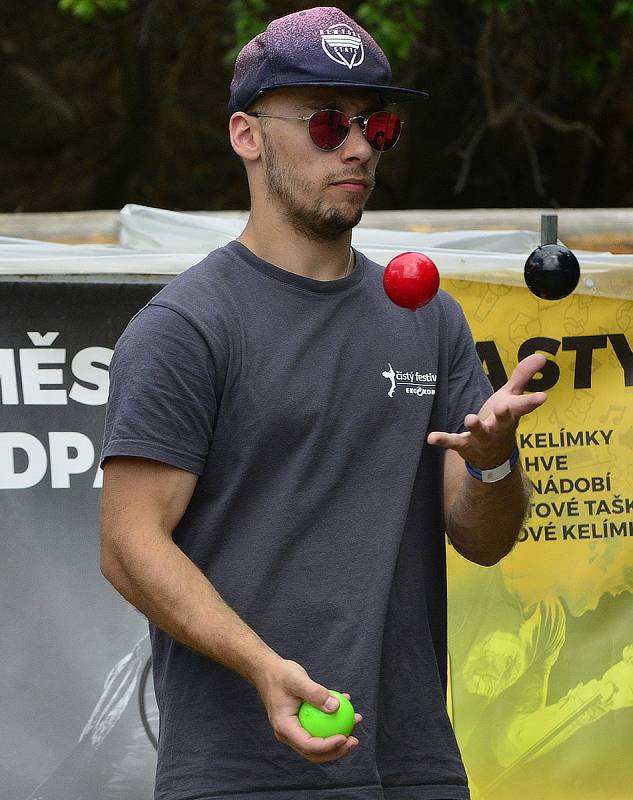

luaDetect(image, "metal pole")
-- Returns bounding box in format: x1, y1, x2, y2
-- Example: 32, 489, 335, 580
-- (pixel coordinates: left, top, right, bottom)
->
541, 214, 558, 245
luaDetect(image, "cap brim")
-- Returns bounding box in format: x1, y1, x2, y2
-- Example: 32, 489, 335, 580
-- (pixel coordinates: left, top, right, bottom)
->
245, 81, 428, 109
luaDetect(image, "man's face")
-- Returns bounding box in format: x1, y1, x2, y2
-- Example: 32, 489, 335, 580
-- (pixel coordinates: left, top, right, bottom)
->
252, 87, 385, 241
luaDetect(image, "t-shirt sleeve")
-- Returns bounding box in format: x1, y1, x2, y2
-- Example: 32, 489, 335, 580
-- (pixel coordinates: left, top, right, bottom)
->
444, 294, 494, 434
100, 302, 220, 475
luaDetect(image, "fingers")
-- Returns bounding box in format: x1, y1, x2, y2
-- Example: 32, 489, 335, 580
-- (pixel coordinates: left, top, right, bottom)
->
299, 700, 362, 762
274, 689, 363, 764
427, 430, 470, 450
280, 716, 360, 763
341, 693, 364, 727
302, 736, 359, 763
464, 413, 485, 433
263, 662, 362, 764
506, 353, 547, 394
303, 684, 341, 713
427, 358, 550, 471
511, 390, 547, 416
461, 389, 547, 437
491, 392, 546, 423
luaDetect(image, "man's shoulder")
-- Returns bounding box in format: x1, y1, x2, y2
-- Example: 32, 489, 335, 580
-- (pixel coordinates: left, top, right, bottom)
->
154, 243, 238, 299
144, 242, 242, 325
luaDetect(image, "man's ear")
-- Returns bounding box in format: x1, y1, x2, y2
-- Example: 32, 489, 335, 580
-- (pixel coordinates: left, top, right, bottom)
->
229, 113, 262, 162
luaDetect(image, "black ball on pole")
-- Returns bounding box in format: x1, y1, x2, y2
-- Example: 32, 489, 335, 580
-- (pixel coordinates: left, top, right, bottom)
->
524, 214, 580, 300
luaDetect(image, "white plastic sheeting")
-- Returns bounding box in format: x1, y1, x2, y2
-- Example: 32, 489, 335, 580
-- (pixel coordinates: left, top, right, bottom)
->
1, 204, 632, 299
118, 203, 546, 253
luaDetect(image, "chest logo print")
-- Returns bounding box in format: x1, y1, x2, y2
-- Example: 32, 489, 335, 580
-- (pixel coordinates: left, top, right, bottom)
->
320, 24, 365, 70
381, 362, 437, 398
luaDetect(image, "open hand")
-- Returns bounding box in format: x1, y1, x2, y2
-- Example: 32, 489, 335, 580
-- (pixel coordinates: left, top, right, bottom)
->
427, 353, 547, 469
254, 658, 362, 763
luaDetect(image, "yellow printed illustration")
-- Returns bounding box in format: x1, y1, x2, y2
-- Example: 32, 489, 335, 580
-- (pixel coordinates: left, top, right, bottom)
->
445, 280, 633, 800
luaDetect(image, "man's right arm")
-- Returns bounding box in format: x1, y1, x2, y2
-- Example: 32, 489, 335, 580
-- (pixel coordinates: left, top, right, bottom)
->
99, 455, 361, 762
100, 454, 283, 686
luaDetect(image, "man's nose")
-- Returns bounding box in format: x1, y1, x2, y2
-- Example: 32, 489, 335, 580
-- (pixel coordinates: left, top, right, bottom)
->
340, 117, 374, 161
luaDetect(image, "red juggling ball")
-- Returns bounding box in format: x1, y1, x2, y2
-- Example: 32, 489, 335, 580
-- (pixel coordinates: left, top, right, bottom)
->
383, 252, 440, 311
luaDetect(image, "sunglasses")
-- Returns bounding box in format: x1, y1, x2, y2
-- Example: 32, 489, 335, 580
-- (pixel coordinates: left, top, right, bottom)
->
246, 108, 403, 152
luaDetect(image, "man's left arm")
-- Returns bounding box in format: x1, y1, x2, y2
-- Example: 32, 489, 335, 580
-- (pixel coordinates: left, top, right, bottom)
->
428, 353, 548, 567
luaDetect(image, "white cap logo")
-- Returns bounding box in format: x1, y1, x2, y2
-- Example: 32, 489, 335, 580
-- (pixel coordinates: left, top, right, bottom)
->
321, 24, 365, 70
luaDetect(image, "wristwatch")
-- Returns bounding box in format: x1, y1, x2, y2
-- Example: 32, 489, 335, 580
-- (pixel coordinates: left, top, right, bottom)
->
465, 446, 520, 483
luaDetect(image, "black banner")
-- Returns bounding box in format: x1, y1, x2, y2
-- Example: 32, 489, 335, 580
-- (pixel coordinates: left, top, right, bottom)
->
1, 280, 166, 799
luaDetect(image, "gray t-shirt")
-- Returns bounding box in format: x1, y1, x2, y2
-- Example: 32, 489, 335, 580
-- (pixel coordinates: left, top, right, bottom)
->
100, 241, 492, 800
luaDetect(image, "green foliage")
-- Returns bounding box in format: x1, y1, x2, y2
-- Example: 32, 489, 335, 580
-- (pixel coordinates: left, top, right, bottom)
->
225, 0, 269, 65
224, 0, 633, 72
472, 0, 632, 22
59, 0, 633, 92
570, 54, 601, 87
58, 0, 128, 22
224, 0, 429, 66
355, 0, 429, 63
472, 0, 532, 13
613, 0, 633, 19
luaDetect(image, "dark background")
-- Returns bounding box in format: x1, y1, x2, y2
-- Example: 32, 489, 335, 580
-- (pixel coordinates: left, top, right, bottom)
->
1, 0, 632, 214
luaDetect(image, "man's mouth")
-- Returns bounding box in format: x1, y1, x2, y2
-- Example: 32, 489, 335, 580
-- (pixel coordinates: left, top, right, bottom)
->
330, 178, 371, 192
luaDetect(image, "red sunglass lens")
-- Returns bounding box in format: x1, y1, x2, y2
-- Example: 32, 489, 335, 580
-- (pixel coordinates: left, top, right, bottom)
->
308, 110, 350, 150
366, 112, 401, 151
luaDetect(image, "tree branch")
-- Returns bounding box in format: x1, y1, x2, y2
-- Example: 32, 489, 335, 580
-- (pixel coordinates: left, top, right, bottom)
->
454, 120, 487, 195
516, 117, 545, 199
526, 106, 602, 146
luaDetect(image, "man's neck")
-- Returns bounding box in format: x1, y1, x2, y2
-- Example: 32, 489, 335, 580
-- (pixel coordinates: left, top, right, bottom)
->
237, 216, 354, 282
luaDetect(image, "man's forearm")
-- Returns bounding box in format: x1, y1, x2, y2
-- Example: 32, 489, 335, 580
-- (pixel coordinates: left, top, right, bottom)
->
446, 464, 531, 566
101, 530, 283, 687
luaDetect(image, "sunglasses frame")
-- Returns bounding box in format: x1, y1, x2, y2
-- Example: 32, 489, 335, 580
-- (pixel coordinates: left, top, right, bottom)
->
245, 108, 404, 152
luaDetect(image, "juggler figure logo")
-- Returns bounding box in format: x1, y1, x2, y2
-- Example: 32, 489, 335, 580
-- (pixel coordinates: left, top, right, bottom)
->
320, 24, 365, 69
382, 363, 437, 398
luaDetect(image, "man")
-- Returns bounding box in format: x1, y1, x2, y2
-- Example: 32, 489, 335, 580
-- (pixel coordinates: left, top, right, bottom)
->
99, 7, 547, 799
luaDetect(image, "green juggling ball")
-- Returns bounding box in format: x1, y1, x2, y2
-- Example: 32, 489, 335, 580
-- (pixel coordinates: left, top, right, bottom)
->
298, 690, 355, 738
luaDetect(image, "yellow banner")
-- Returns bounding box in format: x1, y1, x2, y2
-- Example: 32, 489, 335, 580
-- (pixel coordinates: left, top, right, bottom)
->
445, 279, 633, 800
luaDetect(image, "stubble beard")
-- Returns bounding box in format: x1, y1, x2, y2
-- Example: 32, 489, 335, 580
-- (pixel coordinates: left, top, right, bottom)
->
261, 132, 371, 242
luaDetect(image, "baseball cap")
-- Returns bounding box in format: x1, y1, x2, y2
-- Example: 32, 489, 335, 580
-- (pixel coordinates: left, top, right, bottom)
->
228, 6, 429, 114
